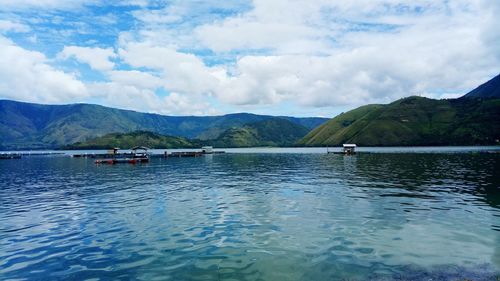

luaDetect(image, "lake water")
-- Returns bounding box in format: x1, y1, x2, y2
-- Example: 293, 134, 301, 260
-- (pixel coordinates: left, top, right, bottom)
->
1, 147, 499, 280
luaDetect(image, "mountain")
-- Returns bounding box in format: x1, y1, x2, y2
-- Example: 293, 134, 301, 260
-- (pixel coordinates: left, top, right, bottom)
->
462, 73, 500, 99
299, 96, 500, 146
0, 100, 327, 150
210, 118, 310, 147
300, 74, 500, 146
65, 118, 309, 149
63, 131, 197, 150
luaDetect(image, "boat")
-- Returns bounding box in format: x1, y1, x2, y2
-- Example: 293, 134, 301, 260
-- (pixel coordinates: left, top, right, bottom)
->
327, 144, 357, 155
201, 146, 213, 154
95, 146, 150, 164
201, 146, 225, 154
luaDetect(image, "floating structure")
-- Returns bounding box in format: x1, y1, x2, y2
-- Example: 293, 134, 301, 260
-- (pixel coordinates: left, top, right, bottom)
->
327, 144, 357, 155
73, 146, 225, 160
0, 153, 21, 160
168, 151, 203, 158
342, 144, 356, 155
201, 146, 213, 154
200, 146, 225, 154
0, 151, 65, 159
95, 146, 150, 164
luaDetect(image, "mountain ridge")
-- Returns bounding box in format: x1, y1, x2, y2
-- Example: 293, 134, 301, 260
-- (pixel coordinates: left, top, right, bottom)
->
62, 131, 198, 150
461, 73, 500, 99
300, 96, 500, 146
299, 74, 500, 146
0, 99, 327, 150
210, 118, 310, 147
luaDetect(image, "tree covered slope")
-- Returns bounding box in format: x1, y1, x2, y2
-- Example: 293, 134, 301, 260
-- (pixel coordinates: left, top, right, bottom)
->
63, 131, 198, 150
299, 97, 500, 146
0, 100, 327, 150
211, 118, 311, 147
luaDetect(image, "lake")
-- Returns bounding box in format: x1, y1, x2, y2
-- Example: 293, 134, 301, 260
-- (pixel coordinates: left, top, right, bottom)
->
1, 147, 499, 280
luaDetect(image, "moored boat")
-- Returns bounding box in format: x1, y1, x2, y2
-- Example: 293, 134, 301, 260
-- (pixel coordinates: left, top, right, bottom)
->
327, 144, 357, 155
95, 146, 150, 164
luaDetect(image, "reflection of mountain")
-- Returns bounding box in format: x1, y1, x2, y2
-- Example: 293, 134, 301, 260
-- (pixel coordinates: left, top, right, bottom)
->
2, 150, 498, 279
350, 153, 500, 208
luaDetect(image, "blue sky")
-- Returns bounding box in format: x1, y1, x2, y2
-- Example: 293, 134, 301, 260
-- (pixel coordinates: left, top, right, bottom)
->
0, 0, 498, 117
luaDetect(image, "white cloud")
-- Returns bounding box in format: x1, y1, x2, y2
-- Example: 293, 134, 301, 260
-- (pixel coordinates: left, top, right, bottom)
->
58, 46, 116, 71
0, 20, 30, 32
132, 5, 185, 24
87, 82, 217, 115
107, 70, 163, 90
195, 18, 325, 54
118, 41, 223, 95
1, 0, 499, 116
190, 0, 498, 107
0, 36, 87, 103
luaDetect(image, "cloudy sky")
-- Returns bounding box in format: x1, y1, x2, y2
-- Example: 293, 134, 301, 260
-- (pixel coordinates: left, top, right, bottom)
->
0, 0, 498, 117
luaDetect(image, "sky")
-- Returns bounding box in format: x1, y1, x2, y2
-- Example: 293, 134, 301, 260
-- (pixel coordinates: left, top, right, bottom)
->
0, 0, 498, 117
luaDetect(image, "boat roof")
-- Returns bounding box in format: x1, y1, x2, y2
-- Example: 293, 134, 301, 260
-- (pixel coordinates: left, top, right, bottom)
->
130, 146, 150, 151
343, 144, 357, 147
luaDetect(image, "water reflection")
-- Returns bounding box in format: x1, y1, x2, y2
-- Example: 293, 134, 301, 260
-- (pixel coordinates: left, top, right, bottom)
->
0, 152, 499, 280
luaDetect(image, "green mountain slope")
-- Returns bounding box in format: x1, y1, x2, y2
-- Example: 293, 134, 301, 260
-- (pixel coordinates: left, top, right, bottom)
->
0, 100, 327, 150
211, 118, 310, 147
63, 131, 197, 150
299, 104, 384, 145
299, 97, 500, 146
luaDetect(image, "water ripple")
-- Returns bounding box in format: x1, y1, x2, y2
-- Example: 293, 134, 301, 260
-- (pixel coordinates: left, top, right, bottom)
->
0, 152, 499, 280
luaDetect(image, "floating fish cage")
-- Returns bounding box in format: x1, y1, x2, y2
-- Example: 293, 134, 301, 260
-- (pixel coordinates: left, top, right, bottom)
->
94, 146, 150, 165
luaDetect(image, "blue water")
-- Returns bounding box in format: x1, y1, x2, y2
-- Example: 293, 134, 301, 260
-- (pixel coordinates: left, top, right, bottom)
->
1, 148, 499, 280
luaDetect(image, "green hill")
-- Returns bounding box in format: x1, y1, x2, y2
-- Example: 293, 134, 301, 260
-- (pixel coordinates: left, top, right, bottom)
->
299, 97, 500, 146
63, 131, 198, 150
0, 100, 327, 150
300, 74, 500, 147
211, 118, 310, 147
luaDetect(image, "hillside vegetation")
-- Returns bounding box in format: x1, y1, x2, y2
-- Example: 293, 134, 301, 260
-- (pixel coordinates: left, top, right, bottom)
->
210, 118, 310, 147
0, 100, 327, 150
65, 118, 310, 149
299, 97, 500, 146
63, 131, 198, 150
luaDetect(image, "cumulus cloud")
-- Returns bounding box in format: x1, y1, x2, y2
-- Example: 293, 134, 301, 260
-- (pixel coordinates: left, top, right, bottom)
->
0, 0, 499, 116
0, 36, 87, 103
118, 41, 224, 95
58, 46, 116, 71
107, 70, 163, 90
121, 0, 499, 111
87, 82, 217, 115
